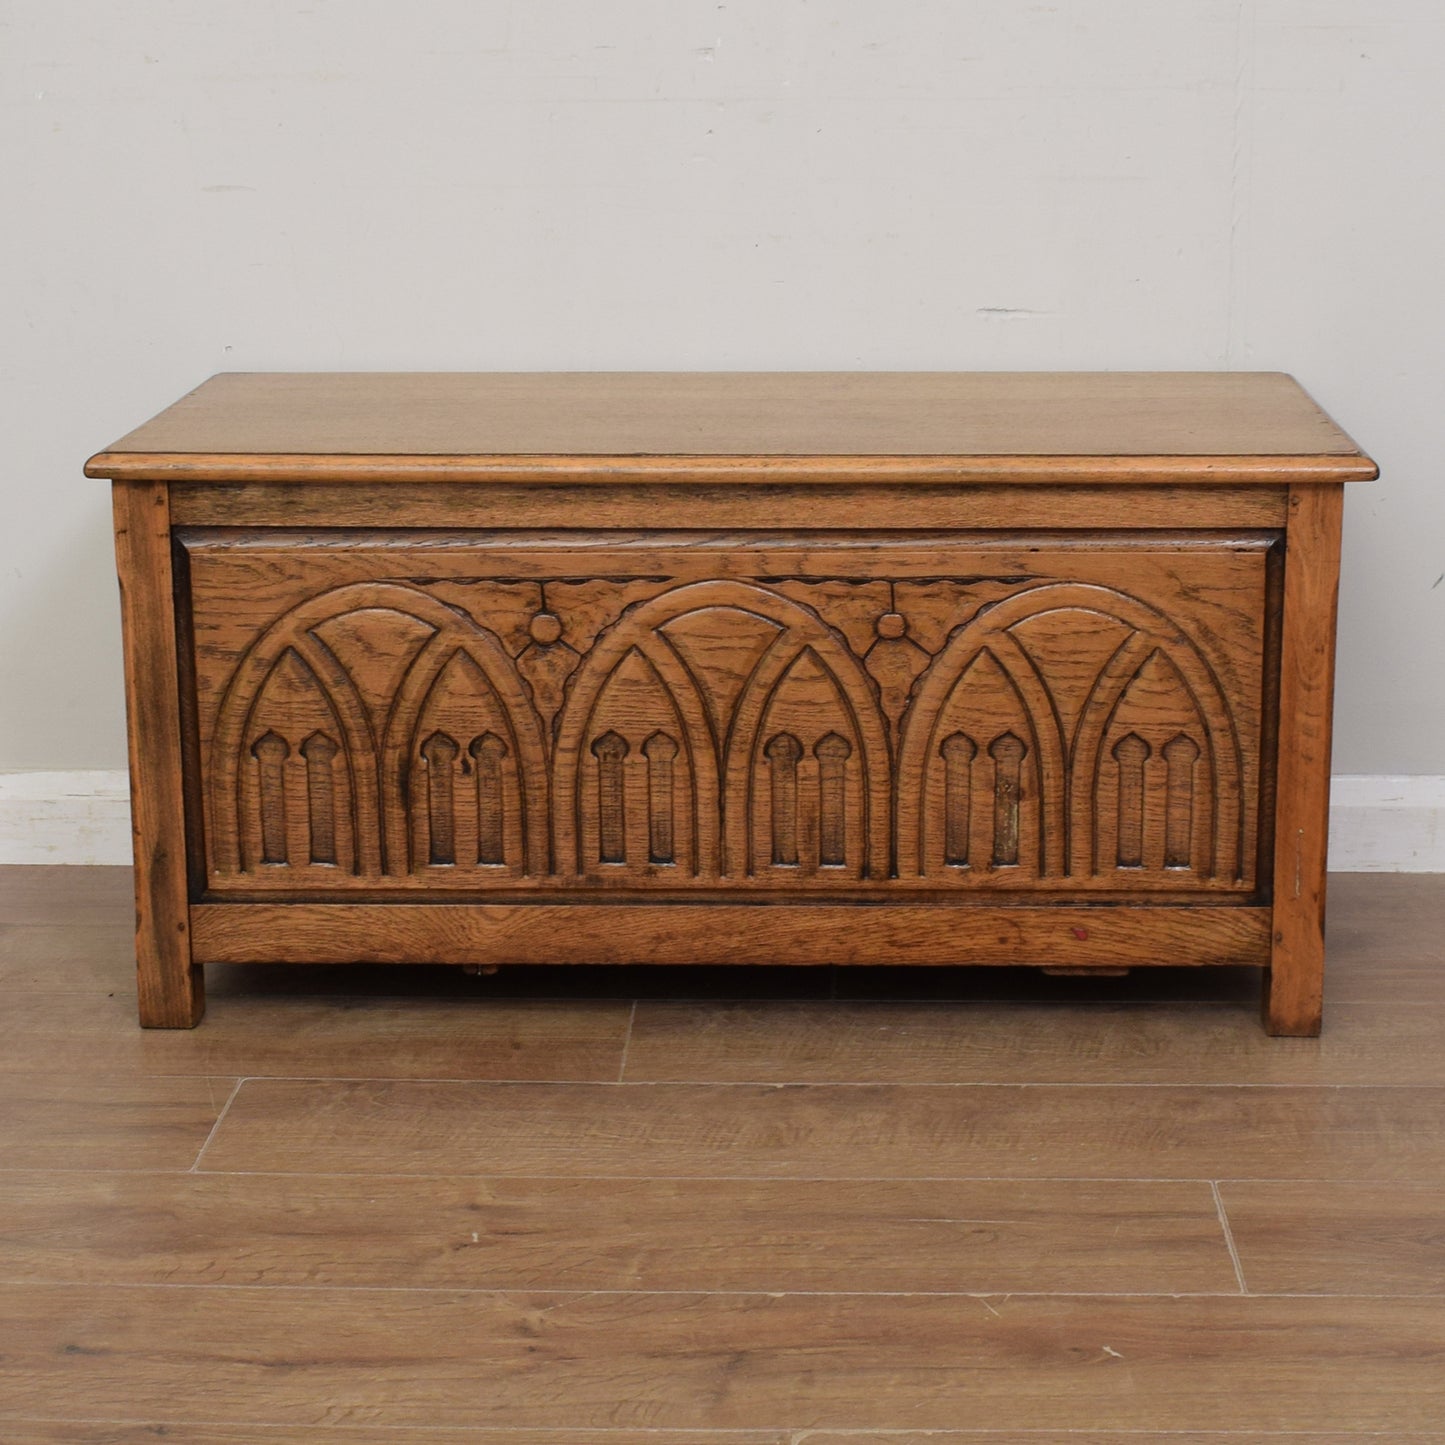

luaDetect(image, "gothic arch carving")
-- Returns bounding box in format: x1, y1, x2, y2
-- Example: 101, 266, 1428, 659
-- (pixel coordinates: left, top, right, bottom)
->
552, 579, 890, 880
198, 548, 1260, 895
380, 622, 547, 875
210, 582, 546, 879
552, 604, 720, 878
897, 596, 1067, 878
897, 582, 1244, 882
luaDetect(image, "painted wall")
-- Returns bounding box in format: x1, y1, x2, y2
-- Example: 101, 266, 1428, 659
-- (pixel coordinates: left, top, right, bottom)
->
2, 1, 1439, 773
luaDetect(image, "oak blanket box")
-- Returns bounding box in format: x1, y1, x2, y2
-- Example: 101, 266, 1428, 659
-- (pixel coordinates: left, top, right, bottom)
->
87, 372, 1376, 1034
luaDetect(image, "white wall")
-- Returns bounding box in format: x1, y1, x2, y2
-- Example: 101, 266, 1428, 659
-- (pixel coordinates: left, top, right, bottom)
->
2, 0, 1441, 776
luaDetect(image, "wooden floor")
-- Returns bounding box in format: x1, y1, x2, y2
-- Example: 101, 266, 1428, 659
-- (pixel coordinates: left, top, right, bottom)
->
2, 869, 1444, 1442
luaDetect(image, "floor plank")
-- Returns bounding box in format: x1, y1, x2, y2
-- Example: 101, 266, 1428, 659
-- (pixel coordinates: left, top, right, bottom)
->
624, 996, 1445, 1085
0, 1171, 1236, 1294
0, 923, 136, 991
199, 1077, 1445, 1181
204, 961, 841, 1002
0, 990, 631, 1081
4, 1285, 1445, 1432
0, 1426, 785, 1445
4, 866, 1445, 1437
0, 866, 134, 926
830, 962, 1263, 1004
800, 1436, 1445, 1444
2, 1429, 1437, 1445
799, 1437, 1445, 1445
1322, 873, 1445, 1001
1220, 1180, 1445, 1295
0, 1074, 232, 1170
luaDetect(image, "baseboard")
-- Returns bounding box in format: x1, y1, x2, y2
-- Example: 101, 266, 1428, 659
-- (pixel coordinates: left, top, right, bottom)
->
2, 770, 1442, 872
1327, 774, 1445, 873
0, 770, 133, 866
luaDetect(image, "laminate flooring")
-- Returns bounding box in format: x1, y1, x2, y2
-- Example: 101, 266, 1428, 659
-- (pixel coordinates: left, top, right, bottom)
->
1, 866, 1443, 1441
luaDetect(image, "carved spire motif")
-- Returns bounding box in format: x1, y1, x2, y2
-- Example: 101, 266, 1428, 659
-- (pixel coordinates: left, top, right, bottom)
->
863, 603, 931, 751
517, 590, 582, 750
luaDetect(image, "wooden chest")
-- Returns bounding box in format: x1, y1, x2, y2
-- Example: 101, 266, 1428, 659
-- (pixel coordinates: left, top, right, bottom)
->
88, 372, 1375, 1033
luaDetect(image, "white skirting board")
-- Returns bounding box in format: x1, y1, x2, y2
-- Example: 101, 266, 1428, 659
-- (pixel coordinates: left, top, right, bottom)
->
0, 771, 134, 867
1, 770, 1443, 872
1326, 775, 1445, 873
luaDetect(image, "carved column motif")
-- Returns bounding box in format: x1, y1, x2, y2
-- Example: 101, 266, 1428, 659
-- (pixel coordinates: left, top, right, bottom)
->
300, 731, 339, 865
469, 732, 508, 865
251, 731, 290, 865
988, 731, 1027, 868
815, 732, 852, 867
1112, 732, 1150, 869
940, 731, 977, 867
591, 731, 629, 864
765, 733, 803, 866
420, 731, 460, 865
1163, 733, 1201, 869
643, 732, 680, 865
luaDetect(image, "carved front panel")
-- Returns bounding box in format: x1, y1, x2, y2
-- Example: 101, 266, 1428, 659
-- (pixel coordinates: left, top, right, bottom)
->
182, 530, 1275, 897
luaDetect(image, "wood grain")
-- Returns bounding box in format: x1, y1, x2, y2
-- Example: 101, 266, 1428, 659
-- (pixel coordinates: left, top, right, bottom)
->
3, 1429, 1435, 1445
0, 990, 631, 1081
621, 997, 1445, 1086
0, 864, 134, 925
198, 1078, 1445, 1181
0, 1073, 231, 1169
2, 866, 1444, 1440
832, 960, 1262, 1003
112, 481, 203, 1027
0, 922, 134, 989
0, 1172, 1236, 1293
0, 1428, 788, 1445
1325, 872, 1445, 999
7, 868, 1433, 1008
1266, 484, 1345, 1035
94, 450, 1374, 484
1220, 1180, 1445, 1295
3, 1285, 1443, 1432
189, 902, 1273, 969
169, 478, 1292, 529
16, 878, 1442, 1082
798, 1436, 1445, 1445
11, 940, 1445, 1086
84, 371, 1374, 476
182, 530, 1272, 900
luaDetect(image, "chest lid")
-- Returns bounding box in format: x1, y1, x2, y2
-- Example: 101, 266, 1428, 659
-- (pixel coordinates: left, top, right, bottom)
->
85, 371, 1376, 485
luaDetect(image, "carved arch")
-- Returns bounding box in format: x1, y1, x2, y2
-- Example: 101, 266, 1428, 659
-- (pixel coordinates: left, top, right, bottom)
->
897, 582, 1244, 881
553, 626, 718, 878
897, 596, 1068, 878
1073, 636, 1236, 879
381, 624, 548, 876
714, 586, 889, 880
552, 580, 889, 880
211, 582, 546, 879
1054, 593, 1243, 880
